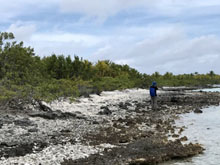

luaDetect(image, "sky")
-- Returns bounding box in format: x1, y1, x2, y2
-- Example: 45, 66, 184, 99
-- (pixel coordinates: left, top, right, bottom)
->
1, 0, 220, 74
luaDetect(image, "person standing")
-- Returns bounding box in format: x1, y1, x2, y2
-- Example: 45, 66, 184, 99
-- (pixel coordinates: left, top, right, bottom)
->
149, 81, 158, 110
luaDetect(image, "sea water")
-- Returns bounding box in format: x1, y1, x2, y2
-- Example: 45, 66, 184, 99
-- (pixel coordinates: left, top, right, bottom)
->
194, 88, 220, 92
162, 88, 220, 165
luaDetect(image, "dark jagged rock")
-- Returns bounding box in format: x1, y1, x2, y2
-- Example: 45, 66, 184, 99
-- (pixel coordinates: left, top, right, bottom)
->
60, 129, 72, 133
100, 106, 108, 110
172, 134, 180, 138
29, 112, 57, 120
92, 121, 99, 124
135, 102, 146, 109
194, 108, 203, 113
62, 138, 204, 165
59, 111, 78, 119
29, 110, 77, 120
119, 139, 129, 143
180, 136, 188, 141
119, 102, 128, 110
98, 106, 112, 115
125, 102, 132, 107
28, 128, 38, 132
0, 142, 48, 158
1, 89, 220, 164
171, 97, 179, 103
14, 118, 35, 127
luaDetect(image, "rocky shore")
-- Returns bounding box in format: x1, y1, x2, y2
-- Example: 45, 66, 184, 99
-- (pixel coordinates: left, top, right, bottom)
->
0, 88, 220, 165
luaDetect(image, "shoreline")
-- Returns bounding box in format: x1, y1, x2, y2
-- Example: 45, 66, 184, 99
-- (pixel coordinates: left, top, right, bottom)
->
0, 88, 219, 164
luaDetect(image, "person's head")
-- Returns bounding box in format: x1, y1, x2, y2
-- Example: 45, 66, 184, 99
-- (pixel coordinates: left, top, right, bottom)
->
152, 81, 157, 86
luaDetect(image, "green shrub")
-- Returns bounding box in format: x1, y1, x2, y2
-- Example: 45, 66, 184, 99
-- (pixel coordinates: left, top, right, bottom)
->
34, 79, 79, 102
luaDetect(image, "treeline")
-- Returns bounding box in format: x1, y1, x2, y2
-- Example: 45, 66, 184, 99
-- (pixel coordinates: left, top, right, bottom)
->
0, 32, 220, 101
146, 71, 220, 87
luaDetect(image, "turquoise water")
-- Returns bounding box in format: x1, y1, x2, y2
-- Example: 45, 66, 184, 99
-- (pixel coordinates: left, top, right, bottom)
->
162, 106, 220, 165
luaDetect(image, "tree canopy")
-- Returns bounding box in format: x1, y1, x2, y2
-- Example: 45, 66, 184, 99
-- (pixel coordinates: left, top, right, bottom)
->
0, 32, 220, 101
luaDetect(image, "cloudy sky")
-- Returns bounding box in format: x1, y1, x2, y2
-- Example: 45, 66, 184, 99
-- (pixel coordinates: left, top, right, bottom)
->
1, 0, 220, 74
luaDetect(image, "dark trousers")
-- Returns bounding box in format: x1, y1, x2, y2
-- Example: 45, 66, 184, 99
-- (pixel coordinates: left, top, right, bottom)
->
151, 96, 157, 110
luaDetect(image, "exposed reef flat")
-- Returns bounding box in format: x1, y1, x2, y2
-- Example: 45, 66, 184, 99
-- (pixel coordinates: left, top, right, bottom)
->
0, 88, 219, 165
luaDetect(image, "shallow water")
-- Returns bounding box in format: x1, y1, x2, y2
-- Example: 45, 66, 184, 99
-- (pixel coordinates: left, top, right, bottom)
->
194, 88, 220, 92
162, 106, 220, 165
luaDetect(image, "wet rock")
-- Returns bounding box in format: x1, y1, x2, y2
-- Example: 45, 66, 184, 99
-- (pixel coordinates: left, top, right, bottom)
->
180, 136, 188, 141
178, 127, 184, 134
194, 108, 203, 113
170, 128, 175, 134
172, 134, 180, 138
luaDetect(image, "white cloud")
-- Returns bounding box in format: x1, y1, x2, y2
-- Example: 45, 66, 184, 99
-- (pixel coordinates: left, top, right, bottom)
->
93, 45, 112, 57
7, 23, 36, 41
92, 26, 220, 74
0, 0, 59, 22
27, 32, 105, 57
60, 0, 220, 20
61, 0, 139, 18
31, 33, 102, 46
31, 40, 88, 57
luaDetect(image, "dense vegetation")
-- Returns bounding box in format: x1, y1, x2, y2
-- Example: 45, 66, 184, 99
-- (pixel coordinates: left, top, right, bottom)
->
1, 32, 220, 102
